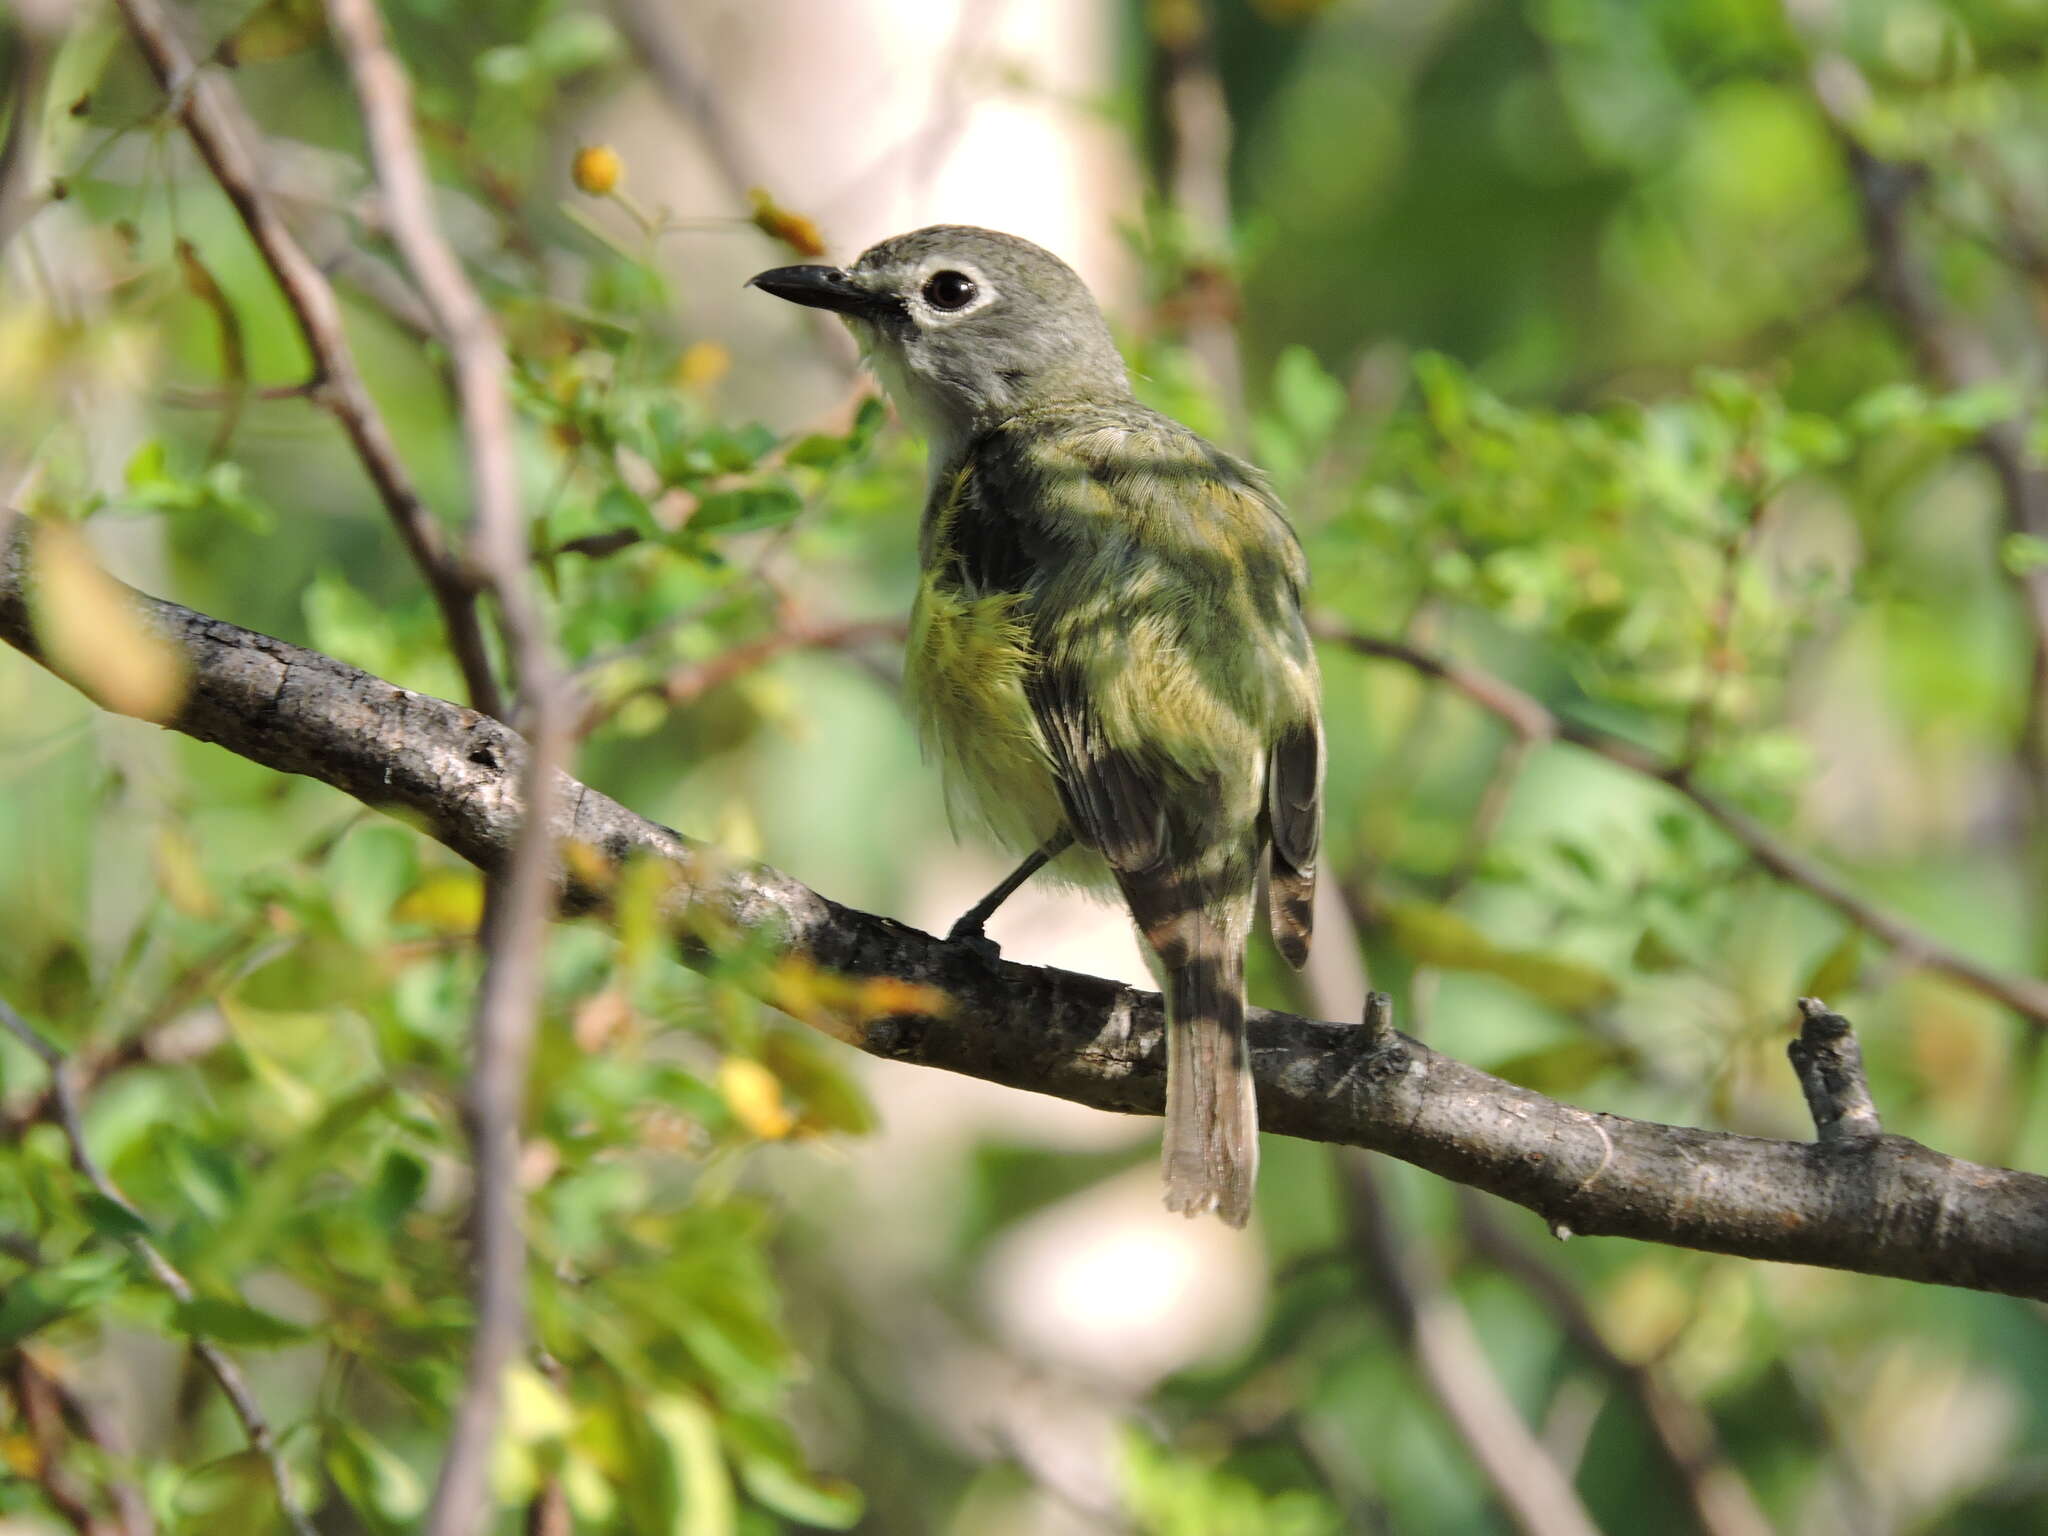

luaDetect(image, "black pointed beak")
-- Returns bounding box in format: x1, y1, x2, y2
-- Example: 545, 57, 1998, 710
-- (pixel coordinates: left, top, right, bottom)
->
746, 264, 898, 320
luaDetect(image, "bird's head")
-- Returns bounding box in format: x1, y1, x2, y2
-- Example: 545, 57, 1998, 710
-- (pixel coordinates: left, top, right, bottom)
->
749, 225, 1130, 458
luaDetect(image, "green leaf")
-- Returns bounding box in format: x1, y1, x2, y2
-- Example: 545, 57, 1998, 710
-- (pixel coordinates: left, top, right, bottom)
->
0, 1248, 130, 1345
1771, 411, 1849, 469
367, 1149, 427, 1230
173, 1296, 312, 1347
475, 44, 532, 88
198, 463, 276, 534
688, 486, 803, 537
1412, 351, 1470, 437
726, 1413, 862, 1529
783, 432, 848, 469
1801, 931, 1861, 1003
1928, 381, 2023, 434
1271, 344, 1347, 444
645, 400, 698, 481
530, 10, 620, 75
174, 1449, 285, 1520
1490, 1038, 1627, 1095
209, 1081, 391, 1274
1384, 899, 1618, 1011
699, 424, 779, 475
2002, 533, 2048, 577
1630, 924, 1690, 974
79, 1191, 154, 1241
645, 1394, 736, 1536
848, 395, 887, 449
326, 1423, 426, 1533
599, 483, 660, 538
1847, 381, 1928, 434
125, 437, 170, 490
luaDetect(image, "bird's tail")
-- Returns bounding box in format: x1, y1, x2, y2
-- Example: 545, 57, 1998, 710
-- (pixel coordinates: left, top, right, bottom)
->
1143, 895, 1258, 1228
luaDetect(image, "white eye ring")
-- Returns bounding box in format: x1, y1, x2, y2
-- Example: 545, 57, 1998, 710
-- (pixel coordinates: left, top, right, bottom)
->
912, 261, 994, 320
923, 270, 978, 310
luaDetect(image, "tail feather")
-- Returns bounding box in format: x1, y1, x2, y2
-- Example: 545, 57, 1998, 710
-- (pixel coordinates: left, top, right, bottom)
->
1148, 900, 1258, 1228
1266, 853, 1315, 971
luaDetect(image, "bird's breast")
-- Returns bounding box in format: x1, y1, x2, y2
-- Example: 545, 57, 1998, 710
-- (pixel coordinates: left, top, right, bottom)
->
903, 572, 1070, 857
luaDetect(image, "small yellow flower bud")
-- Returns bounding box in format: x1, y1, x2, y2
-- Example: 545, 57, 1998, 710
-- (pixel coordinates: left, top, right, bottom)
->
748, 187, 826, 258
674, 340, 731, 393
571, 144, 622, 197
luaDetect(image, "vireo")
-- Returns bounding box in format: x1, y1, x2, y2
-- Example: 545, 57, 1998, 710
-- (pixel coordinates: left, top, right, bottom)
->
751, 226, 1324, 1226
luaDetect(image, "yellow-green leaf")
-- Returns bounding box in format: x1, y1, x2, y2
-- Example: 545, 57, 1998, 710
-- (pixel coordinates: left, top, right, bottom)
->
1385, 899, 1618, 1011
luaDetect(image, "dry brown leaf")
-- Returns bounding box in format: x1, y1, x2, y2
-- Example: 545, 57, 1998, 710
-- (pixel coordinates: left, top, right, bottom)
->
30, 519, 188, 721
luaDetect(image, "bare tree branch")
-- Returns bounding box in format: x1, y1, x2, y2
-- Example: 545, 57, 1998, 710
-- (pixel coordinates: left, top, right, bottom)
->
603, 0, 859, 372
580, 615, 901, 734
1789, 19, 2048, 817
0, 996, 317, 1535
1789, 996, 1884, 1142
8, 1353, 106, 1536
6, 1349, 152, 1536
319, 2, 568, 1529
1456, 1191, 1775, 1536
0, 0, 67, 256
1340, 1141, 1602, 1536
4, 533, 2046, 1300
1318, 623, 2048, 1026
1150, 0, 1249, 448
1304, 907, 1596, 1532
109, 0, 502, 714
603, 0, 763, 204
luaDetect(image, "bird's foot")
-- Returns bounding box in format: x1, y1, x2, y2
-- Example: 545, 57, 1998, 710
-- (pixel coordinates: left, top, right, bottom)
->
945, 919, 1003, 966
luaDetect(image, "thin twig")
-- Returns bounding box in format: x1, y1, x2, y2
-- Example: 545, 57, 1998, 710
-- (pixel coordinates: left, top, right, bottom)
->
1317, 622, 2048, 1026
1788, 996, 1883, 1142
12, 1350, 153, 1536
1444, 730, 1538, 896
604, 0, 857, 372
0, 998, 316, 1535
319, 241, 440, 345
579, 616, 901, 734
0, 0, 65, 255
1, 815, 353, 1140
1457, 1192, 1773, 1536
1791, 20, 2048, 818
110, 0, 502, 714
1344, 600, 1772, 1536
9, 1354, 105, 1536
1682, 468, 1773, 768
1151, 0, 1248, 448
1954, 136, 2048, 287
1338, 1148, 1602, 1536
320, 3, 568, 1531
603, 0, 763, 202
1305, 899, 1599, 1536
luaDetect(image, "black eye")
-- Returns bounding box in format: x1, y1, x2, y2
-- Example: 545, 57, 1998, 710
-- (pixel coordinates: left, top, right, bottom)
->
923, 270, 978, 311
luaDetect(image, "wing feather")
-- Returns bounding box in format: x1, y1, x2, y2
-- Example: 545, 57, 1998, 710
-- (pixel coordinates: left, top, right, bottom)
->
1026, 661, 1168, 872
1265, 720, 1322, 967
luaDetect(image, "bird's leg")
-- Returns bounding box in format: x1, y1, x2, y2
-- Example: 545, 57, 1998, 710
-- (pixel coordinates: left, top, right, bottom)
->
946, 829, 1075, 961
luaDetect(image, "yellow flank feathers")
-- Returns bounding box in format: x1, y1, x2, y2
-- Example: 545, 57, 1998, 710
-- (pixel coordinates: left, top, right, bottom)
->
904, 571, 1073, 863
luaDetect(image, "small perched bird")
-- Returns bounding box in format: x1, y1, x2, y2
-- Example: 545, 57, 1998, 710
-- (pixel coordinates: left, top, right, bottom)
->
750, 227, 1323, 1226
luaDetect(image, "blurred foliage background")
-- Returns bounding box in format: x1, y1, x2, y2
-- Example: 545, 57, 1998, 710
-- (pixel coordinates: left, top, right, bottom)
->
4, 0, 2048, 1531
